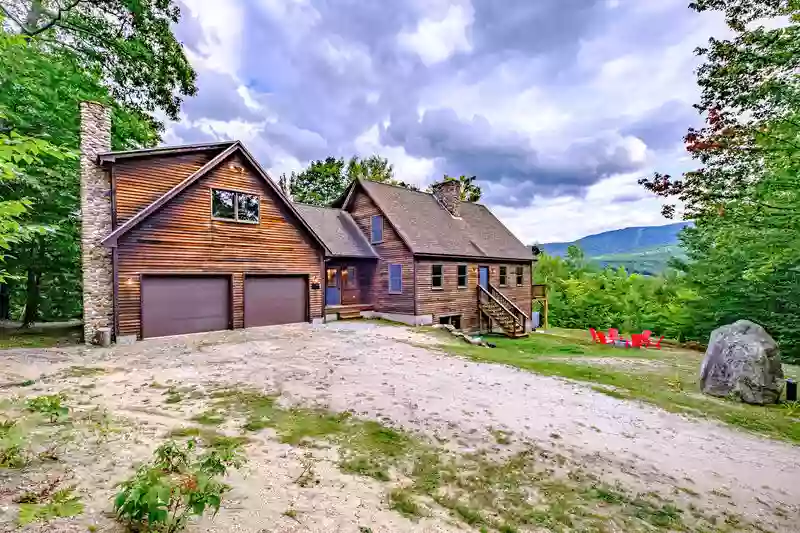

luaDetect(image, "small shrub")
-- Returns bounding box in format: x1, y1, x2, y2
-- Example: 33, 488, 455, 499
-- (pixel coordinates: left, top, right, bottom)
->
17, 486, 83, 526
25, 395, 69, 422
294, 452, 318, 487
781, 401, 800, 418
113, 439, 245, 533
1, 443, 26, 468
1, 420, 28, 467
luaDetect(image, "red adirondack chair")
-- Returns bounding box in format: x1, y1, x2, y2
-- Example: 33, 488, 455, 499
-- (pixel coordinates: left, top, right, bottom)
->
596, 331, 612, 344
629, 333, 644, 348
642, 330, 652, 346
650, 336, 665, 350
589, 328, 599, 343
608, 328, 620, 341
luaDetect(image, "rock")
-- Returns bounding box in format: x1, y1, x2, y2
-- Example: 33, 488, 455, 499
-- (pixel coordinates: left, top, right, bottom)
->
700, 320, 784, 405
443, 324, 456, 332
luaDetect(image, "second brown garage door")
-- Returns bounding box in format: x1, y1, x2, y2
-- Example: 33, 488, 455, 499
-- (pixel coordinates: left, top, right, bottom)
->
141, 275, 231, 339
244, 276, 307, 328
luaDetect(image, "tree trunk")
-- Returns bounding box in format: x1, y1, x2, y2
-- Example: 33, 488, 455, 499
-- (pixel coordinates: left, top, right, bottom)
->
22, 268, 40, 327
0, 283, 9, 321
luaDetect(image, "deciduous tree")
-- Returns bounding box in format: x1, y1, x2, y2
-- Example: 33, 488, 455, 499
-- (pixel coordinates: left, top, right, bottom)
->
0, 27, 158, 324
443, 174, 482, 202
640, 0, 800, 361
1, 0, 197, 122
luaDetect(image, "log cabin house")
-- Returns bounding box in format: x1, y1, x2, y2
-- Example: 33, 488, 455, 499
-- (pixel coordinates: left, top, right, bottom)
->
79, 102, 533, 344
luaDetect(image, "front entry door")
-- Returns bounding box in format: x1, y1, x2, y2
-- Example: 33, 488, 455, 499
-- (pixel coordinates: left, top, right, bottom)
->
479, 266, 489, 289
326, 268, 340, 305
341, 266, 359, 305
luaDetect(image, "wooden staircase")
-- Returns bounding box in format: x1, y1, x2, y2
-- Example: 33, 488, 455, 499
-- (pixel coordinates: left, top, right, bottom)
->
478, 284, 529, 338
325, 304, 373, 320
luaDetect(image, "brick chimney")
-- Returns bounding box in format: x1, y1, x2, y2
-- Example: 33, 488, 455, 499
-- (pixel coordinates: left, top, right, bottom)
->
79, 101, 113, 344
431, 179, 461, 217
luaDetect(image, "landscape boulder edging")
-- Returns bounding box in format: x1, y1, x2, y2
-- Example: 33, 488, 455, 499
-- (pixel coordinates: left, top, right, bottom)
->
699, 320, 784, 405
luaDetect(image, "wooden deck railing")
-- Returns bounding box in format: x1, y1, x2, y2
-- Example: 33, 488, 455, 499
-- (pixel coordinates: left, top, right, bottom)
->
489, 285, 529, 327
477, 284, 525, 333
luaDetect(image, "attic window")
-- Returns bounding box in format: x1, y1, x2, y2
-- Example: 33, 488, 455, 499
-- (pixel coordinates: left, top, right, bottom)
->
371, 215, 383, 243
212, 188, 259, 223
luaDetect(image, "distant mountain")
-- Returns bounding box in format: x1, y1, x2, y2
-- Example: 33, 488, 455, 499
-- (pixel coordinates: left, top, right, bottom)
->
540, 222, 691, 257
538, 222, 692, 274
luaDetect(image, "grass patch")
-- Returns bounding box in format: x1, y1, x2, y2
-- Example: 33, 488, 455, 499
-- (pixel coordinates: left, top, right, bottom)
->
191, 410, 226, 426
389, 488, 424, 518
437, 332, 800, 444
340, 454, 391, 481
166, 426, 250, 450
162, 386, 202, 404
199, 386, 758, 532
0, 326, 81, 350
490, 429, 512, 445
62, 366, 106, 378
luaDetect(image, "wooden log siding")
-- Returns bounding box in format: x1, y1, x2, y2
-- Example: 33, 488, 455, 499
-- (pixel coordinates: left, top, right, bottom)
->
415, 259, 532, 331
113, 152, 215, 225
115, 153, 323, 338
347, 189, 415, 314
325, 258, 376, 306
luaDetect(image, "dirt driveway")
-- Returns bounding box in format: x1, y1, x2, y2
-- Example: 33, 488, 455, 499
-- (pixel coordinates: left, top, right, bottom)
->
2, 321, 798, 532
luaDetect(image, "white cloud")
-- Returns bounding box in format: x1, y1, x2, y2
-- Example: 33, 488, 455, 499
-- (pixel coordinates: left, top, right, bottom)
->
180, 0, 245, 77
168, 0, 717, 244
353, 126, 436, 187
492, 172, 674, 245
399, 2, 474, 65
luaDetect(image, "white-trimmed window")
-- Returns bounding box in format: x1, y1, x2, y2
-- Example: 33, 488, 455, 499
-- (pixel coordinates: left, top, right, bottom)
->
211, 188, 259, 223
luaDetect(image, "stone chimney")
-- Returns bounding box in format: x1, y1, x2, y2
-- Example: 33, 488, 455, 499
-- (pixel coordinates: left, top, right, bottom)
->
80, 101, 113, 345
431, 179, 461, 217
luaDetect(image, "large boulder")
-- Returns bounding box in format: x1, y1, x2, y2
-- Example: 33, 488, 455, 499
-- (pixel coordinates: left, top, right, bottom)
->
700, 320, 784, 405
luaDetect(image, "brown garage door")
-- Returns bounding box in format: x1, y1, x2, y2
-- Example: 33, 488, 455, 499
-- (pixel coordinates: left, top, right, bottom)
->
244, 276, 307, 328
141, 276, 230, 339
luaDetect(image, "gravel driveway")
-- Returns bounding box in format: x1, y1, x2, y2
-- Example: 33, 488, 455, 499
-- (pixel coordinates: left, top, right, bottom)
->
2, 321, 798, 532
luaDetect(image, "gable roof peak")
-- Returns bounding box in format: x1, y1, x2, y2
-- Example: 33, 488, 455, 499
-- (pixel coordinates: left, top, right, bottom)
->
100, 141, 328, 254
352, 178, 531, 261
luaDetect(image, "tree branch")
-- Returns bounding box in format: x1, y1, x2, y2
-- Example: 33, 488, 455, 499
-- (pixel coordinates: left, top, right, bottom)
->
21, 0, 85, 38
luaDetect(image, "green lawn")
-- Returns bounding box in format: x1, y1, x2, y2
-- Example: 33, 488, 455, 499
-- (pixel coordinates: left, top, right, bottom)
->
0, 326, 82, 350
435, 329, 800, 444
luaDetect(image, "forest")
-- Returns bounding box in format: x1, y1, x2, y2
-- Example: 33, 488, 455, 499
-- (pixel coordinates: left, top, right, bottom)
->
1, 0, 799, 365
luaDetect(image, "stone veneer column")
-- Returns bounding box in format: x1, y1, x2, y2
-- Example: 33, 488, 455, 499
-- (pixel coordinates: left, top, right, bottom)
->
80, 102, 113, 344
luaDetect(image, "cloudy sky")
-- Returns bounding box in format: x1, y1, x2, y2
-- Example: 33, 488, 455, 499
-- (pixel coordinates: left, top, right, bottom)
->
166, 0, 725, 244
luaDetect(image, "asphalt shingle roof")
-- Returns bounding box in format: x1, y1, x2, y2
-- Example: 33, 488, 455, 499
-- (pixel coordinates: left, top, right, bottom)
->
293, 204, 378, 258
356, 179, 533, 261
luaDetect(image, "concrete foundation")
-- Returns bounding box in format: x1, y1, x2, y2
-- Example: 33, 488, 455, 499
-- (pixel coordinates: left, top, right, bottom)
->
362, 312, 433, 326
